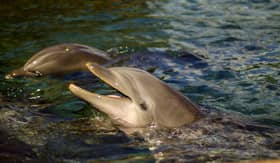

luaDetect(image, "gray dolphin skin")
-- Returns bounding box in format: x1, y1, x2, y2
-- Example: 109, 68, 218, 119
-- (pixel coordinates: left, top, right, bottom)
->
6, 43, 111, 78
69, 62, 201, 128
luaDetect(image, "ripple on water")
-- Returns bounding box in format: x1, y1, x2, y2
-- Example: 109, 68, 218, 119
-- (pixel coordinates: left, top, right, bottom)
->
0, 0, 279, 162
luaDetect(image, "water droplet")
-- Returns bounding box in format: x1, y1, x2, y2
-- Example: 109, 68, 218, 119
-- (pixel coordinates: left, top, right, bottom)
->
149, 146, 156, 151
156, 140, 162, 145
29, 96, 41, 100
5, 74, 13, 80
35, 71, 42, 76
65, 48, 70, 52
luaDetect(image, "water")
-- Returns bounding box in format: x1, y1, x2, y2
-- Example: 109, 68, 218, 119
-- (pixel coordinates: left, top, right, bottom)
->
0, 0, 279, 162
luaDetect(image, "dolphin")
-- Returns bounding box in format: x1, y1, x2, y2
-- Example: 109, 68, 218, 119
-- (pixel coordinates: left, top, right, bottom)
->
69, 62, 201, 128
6, 43, 111, 78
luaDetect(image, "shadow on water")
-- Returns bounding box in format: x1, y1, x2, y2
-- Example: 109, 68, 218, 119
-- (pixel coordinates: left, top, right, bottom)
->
0, 130, 37, 162
0, 0, 280, 162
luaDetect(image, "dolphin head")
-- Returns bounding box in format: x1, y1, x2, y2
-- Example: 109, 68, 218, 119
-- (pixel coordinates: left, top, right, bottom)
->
69, 63, 200, 128
69, 63, 153, 128
6, 43, 111, 78
22, 43, 111, 75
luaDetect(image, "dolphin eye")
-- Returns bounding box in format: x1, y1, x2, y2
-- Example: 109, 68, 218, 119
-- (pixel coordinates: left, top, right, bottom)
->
140, 103, 148, 111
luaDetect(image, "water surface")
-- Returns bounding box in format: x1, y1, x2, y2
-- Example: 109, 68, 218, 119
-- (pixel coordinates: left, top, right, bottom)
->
0, 0, 279, 162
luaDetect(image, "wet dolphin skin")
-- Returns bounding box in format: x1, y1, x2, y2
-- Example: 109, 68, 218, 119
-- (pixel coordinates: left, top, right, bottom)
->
69, 62, 201, 128
6, 43, 111, 78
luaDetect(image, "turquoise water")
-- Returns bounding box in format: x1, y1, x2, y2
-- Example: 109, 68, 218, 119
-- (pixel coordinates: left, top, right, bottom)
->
0, 0, 279, 162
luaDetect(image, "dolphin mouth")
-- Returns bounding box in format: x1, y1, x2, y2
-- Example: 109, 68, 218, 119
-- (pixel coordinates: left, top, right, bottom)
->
69, 83, 128, 100
5, 69, 41, 79
86, 62, 132, 100
69, 62, 131, 102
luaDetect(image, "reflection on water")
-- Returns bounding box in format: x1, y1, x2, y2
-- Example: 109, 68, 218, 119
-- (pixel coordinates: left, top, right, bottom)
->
0, 0, 279, 162
147, 0, 280, 126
